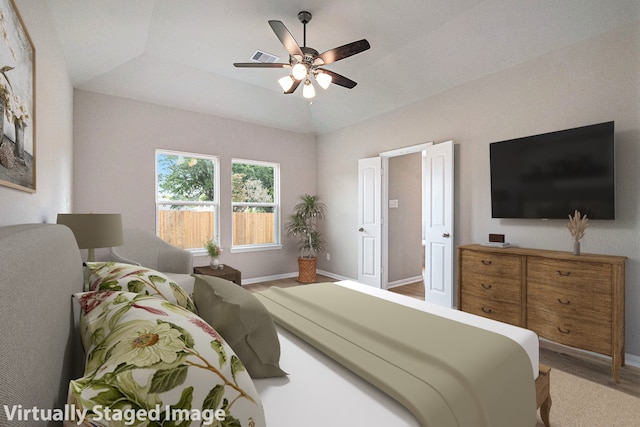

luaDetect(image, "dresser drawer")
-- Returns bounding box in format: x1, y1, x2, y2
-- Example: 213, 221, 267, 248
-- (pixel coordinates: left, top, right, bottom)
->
460, 250, 522, 277
527, 306, 612, 355
527, 257, 611, 295
460, 271, 521, 304
459, 293, 521, 326
527, 281, 611, 324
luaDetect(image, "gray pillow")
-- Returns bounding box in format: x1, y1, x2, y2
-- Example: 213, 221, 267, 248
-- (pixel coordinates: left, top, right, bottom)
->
193, 274, 287, 378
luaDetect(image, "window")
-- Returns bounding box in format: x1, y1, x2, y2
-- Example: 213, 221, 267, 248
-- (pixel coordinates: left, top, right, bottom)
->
231, 159, 280, 251
156, 150, 219, 251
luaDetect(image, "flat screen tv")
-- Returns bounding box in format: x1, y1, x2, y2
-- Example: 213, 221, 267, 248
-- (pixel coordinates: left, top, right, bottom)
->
490, 121, 615, 219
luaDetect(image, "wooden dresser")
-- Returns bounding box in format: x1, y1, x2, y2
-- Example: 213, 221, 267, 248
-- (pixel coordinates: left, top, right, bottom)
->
457, 244, 626, 382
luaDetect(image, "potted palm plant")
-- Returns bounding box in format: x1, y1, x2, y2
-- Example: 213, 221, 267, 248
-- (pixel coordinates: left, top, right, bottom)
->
286, 194, 326, 283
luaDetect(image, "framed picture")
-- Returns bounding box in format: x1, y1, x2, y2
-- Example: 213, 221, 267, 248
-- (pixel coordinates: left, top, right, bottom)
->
0, 0, 35, 192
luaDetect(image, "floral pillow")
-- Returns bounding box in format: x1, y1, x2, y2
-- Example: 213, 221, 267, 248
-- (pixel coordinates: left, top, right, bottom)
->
70, 291, 265, 427
84, 262, 196, 313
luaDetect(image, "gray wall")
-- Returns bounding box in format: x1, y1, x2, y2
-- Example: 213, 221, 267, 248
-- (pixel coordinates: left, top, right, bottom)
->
316, 20, 640, 359
73, 90, 317, 280
0, 0, 74, 225
387, 153, 423, 283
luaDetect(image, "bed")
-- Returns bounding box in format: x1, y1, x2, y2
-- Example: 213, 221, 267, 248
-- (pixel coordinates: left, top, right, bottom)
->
0, 224, 550, 426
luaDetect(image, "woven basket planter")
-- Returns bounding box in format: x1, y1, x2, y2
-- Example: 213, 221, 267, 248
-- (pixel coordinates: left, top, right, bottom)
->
297, 257, 317, 283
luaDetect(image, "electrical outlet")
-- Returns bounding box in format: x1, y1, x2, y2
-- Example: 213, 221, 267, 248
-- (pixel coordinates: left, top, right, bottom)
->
326, 253, 331, 261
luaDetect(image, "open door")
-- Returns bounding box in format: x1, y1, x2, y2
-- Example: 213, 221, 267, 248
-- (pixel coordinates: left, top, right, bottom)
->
357, 157, 382, 287
358, 141, 454, 300
423, 141, 454, 307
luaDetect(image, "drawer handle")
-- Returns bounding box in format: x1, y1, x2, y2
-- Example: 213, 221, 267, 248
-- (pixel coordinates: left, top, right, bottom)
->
557, 327, 571, 334
557, 270, 571, 276
481, 283, 493, 290
481, 307, 493, 314
557, 298, 571, 305
481, 260, 492, 266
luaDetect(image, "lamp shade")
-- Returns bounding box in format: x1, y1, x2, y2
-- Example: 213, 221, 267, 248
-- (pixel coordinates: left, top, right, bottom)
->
57, 213, 124, 261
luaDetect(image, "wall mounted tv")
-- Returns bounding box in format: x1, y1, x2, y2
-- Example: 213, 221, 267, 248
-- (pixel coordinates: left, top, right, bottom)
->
490, 121, 615, 220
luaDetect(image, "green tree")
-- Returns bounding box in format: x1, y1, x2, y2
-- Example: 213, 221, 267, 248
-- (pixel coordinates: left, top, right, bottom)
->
232, 172, 247, 202
158, 155, 215, 202
231, 163, 274, 200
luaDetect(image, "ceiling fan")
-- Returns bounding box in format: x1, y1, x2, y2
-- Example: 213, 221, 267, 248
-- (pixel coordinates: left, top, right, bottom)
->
233, 11, 370, 99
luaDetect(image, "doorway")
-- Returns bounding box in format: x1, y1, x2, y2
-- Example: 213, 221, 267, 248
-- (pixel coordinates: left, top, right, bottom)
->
386, 152, 424, 288
358, 141, 454, 307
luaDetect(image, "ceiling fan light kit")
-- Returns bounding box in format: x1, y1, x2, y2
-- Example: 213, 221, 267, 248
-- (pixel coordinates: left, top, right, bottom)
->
278, 75, 295, 91
303, 79, 315, 99
315, 71, 332, 89
291, 62, 308, 80
233, 11, 370, 99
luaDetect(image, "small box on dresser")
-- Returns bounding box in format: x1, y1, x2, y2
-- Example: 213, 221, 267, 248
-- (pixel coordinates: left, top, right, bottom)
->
457, 244, 626, 383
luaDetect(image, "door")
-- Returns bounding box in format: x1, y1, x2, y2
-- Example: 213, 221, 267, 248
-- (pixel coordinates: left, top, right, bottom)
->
357, 157, 382, 287
423, 140, 454, 307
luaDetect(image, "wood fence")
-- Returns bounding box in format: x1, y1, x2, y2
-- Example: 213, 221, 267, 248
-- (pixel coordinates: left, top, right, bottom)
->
158, 210, 274, 249
233, 212, 275, 245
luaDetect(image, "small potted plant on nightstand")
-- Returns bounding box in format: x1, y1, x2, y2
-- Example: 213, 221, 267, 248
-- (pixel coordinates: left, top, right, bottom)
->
205, 237, 223, 269
286, 194, 326, 283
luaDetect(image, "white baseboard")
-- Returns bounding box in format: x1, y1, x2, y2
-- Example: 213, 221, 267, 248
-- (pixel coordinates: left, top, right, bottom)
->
241, 272, 298, 285
316, 269, 355, 282
386, 275, 423, 289
540, 338, 640, 369
625, 352, 640, 369
242, 269, 354, 286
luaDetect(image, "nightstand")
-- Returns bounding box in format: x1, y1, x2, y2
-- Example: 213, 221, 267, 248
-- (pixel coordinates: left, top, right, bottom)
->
193, 265, 242, 285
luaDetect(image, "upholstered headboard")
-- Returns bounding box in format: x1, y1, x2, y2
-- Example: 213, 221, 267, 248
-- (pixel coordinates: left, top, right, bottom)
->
0, 224, 84, 426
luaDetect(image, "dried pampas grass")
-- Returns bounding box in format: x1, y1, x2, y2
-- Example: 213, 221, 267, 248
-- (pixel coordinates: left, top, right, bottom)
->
567, 210, 588, 242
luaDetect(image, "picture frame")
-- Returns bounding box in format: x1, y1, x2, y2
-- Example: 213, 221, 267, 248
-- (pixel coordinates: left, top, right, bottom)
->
0, 0, 35, 192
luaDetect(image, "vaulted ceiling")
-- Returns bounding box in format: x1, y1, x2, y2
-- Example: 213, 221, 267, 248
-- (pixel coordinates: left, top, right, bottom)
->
48, 0, 640, 134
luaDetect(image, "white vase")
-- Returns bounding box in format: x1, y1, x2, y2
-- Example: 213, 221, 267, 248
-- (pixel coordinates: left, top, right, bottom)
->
573, 241, 581, 256
210, 257, 220, 268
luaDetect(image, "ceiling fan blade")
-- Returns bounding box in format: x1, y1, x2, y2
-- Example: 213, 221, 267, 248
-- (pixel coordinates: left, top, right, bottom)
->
316, 39, 370, 66
317, 69, 357, 89
284, 78, 302, 94
268, 20, 303, 59
233, 62, 291, 68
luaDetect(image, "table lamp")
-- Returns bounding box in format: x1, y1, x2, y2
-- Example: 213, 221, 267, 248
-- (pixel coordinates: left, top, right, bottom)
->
56, 213, 124, 262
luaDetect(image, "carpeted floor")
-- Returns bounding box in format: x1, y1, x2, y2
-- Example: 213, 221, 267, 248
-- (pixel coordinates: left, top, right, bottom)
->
535, 369, 640, 427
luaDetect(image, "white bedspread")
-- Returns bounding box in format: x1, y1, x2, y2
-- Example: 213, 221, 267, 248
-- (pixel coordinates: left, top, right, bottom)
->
254, 280, 539, 426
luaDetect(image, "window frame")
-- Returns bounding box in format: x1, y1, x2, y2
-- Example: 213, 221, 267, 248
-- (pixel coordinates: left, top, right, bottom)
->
155, 149, 220, 254
230, 158, 282, 253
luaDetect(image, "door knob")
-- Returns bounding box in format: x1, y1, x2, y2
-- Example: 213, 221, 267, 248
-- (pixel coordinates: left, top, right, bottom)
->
442, 232, 450, 238
358, 227, 364, 232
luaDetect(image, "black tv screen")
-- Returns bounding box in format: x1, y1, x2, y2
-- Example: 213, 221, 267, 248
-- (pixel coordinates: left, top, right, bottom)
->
490, 121, 615, 219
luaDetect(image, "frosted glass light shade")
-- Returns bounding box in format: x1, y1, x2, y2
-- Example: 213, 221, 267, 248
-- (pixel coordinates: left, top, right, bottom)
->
278, 75, 295, 91
292, 63, 308, 80
316, 72, 332, 89
303, 79, 315, 99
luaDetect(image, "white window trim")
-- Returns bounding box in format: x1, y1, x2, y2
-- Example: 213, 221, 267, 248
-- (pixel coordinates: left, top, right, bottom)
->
155, 149, 220, 252
231, 158, 281, 251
